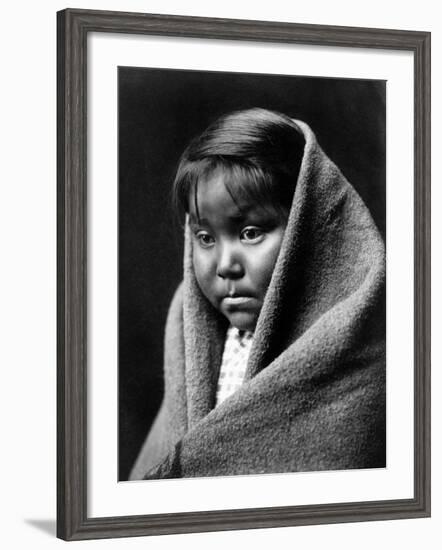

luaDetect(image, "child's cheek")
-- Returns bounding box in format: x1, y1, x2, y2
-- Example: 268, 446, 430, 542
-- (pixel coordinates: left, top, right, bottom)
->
192, 248, 217, 305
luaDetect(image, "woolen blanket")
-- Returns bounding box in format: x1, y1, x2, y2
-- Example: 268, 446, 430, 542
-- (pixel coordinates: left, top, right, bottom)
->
130, 120, 386, 480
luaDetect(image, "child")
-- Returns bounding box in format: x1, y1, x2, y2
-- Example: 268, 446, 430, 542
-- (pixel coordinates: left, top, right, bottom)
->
130, 108, 386, 480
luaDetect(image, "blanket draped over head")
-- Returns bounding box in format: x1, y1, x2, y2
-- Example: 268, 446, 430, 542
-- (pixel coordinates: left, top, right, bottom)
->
129, 120, 386, 481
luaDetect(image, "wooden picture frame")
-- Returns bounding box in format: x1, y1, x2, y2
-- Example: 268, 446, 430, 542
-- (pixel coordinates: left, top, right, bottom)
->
57, 8, 431, 541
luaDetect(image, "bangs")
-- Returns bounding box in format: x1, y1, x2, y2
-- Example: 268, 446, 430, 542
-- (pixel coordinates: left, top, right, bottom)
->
173, 157, 291, 221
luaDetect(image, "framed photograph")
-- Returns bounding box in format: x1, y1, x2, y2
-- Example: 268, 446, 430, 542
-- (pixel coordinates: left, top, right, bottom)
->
57, 8, 431, 541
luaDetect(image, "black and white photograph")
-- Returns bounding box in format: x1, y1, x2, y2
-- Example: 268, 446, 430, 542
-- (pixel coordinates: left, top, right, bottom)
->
118, 67, 387, 482
54, 7, 430, 542
1, 0, 437, 547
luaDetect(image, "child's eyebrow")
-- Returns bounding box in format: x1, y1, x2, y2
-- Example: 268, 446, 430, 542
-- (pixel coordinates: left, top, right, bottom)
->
189, 212, 247, 225
189, 208, 273, 227
189, 214, 209, 227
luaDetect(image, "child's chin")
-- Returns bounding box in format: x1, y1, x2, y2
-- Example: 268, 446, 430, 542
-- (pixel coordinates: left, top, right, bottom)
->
225, 311, 257, 333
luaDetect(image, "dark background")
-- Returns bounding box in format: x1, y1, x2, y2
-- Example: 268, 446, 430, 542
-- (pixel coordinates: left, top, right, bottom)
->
118, 67, 386, 481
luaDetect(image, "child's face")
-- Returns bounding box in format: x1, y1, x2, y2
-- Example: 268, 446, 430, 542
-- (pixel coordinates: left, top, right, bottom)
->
189, 173, 287, 332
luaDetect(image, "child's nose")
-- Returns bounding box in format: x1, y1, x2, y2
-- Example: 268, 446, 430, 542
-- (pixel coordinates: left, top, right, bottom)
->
216, 243, 244, 280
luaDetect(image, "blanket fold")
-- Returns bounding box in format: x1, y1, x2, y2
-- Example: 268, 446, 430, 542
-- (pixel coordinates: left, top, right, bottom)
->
129, 120, 386, 481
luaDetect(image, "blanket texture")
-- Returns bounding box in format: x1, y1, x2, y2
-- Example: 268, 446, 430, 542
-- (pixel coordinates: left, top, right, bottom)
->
130, 120, 386, 480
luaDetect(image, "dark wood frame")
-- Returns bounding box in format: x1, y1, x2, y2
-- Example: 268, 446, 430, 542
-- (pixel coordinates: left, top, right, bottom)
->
57, 8, 431, 541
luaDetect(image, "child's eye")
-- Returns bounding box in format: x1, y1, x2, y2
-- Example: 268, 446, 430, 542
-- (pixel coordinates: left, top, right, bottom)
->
195, 231, 215, 248
240, 227, 264, 243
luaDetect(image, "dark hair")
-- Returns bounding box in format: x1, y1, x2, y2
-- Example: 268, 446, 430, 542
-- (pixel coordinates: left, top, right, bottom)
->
172, 108, 305, 219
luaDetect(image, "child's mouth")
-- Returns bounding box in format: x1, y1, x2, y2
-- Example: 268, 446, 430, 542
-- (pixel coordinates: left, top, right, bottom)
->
222, 296, 254, 307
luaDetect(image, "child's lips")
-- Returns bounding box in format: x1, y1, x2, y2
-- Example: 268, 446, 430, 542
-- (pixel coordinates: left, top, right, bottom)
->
221, 295, 255, 308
